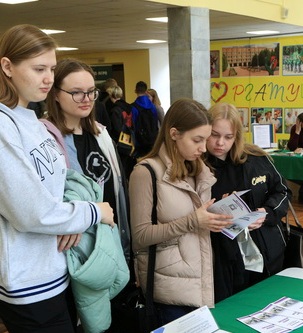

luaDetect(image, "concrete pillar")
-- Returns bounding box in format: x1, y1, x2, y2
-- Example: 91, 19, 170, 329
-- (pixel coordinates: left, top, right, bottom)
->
167, 7, 210, 108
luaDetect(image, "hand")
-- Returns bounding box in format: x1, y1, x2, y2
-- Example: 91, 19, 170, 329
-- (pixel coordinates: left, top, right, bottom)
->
57, 234, 81, 252
195, 199, 233, 232
96, 202, 115, 227
248, 208, 266, 231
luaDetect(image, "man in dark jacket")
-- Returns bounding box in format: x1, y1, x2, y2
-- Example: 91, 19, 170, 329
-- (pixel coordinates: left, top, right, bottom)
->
131, 81, 158, 157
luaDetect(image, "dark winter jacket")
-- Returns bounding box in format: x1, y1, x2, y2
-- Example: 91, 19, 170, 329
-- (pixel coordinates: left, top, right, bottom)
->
208, 153, 290, 302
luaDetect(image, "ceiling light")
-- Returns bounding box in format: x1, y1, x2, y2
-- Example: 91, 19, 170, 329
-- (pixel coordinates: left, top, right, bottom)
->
146, 17, 168, 23
136, 39, 166, 44
41, 29, 65, 35
0, 0, 38, 3
56, 47, 78, 51
246, 30, 280, 35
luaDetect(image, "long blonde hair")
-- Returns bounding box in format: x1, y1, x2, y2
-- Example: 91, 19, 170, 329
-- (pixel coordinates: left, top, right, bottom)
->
147, 88, 161, 107
208, 102, 268, 164
144, 98, 211, 181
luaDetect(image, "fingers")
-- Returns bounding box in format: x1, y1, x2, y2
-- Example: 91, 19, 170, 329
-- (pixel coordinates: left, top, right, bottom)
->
205, 215, 233, 232
203, 198, 216, 209
248, 220, 264, 231
57, 234, 82, 252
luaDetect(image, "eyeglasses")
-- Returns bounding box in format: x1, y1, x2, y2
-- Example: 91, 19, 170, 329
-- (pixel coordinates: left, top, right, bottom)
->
56, 87, 99, 103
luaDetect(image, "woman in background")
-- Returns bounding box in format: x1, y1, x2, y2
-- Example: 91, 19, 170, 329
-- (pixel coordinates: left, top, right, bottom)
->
206, 102, 289, 303
287, 112, 303, 202
147, 88, 165, 126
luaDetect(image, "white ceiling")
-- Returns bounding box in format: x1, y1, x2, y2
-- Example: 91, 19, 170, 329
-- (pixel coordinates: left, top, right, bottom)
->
1, 0, 303, 53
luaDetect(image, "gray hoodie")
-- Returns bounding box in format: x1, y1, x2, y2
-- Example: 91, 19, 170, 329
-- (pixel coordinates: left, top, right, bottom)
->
0, 103, 101, 305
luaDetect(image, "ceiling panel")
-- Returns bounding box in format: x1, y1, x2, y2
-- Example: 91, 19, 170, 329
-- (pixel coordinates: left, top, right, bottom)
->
0, 0, 303, 53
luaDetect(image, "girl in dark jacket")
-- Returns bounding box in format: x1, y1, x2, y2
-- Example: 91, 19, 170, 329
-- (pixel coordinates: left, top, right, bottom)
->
206, 102, 290, 303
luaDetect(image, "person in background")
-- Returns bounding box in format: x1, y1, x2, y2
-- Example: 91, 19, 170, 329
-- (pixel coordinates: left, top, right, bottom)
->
287, 112, 303, 152
106, 85, 137, 180
260, 110, 272, 124
106, 85, 132, 143
205, 102, 290, 303
99, 78, 118, 102
287, 112, 303, 202
272, 110, 281, 133
285, 111, 294, 134
0, 24, 114, 333
147, 88, 165, 126
255, 112, 262, 123
132, 81, 158, 157
129, 98, 233, 327
45, 59, 131, 333
94, 78, 117, 131
99, 78, 118, 116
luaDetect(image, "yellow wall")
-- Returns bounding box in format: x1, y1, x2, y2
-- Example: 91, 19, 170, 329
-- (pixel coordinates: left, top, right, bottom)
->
149, 0, 303, 26
211, 35, 303, 143
57, 49, 151, 103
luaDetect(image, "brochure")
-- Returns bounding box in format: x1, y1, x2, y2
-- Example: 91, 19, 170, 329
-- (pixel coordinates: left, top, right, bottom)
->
237, 297, 303, 332
207, 190, 267, 240
151, 306, 230, 333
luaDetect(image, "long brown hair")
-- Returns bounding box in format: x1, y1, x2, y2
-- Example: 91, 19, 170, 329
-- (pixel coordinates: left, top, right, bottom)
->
144, 98, 212, 181
0, 24, 57, 108
46, 58, 99, 135
208, 102, 268, 164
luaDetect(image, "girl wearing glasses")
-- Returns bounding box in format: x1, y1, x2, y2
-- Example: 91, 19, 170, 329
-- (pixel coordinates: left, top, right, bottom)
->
0, 25, 114, 333
46, 58, 130, 261
45, 59, 130, 332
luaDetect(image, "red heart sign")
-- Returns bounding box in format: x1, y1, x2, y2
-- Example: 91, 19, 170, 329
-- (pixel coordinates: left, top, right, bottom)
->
211, 81, 228, 102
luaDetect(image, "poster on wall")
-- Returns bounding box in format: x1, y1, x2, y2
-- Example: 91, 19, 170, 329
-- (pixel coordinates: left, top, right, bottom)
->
210, 50, 220, 78
250, 107, 282, 133
282, 45, 303, 76
222, 43, 279, 77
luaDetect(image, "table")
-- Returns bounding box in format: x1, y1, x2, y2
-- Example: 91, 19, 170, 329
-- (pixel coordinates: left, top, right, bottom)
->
211, 268, 303, 332
271, 152, 303, 182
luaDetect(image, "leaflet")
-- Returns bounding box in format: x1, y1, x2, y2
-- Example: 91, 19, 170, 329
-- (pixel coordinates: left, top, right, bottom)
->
151, 306, 230, 333
237, 297, 303, 332
207, 190, 267, 239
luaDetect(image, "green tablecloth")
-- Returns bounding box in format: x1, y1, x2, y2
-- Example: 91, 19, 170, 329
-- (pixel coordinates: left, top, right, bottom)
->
211, 275, 303, 332
271, 152, 303, 181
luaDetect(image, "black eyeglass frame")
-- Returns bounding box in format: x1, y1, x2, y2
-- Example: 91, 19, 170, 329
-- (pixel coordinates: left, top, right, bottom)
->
56, 87, 99, 103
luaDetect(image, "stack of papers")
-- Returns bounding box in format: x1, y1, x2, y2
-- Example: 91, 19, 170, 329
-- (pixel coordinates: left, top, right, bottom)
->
238, 297, 303, 332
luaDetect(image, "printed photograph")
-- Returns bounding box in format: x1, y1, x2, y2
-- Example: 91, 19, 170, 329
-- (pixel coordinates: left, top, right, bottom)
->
250, 107, 283, 133
284, 108, 303, 133
282, 45, 303, 76
222, 43, 279, 77
210, 50, 220, 78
